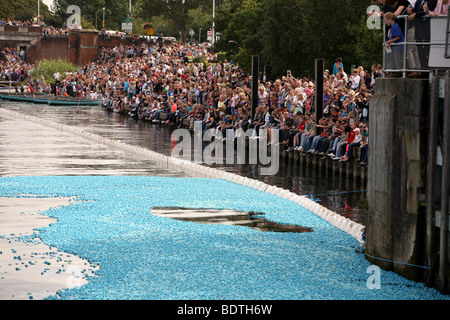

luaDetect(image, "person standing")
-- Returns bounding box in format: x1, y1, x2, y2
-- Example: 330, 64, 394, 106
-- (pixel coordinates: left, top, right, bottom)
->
350, 69, 361, 91
53, 70, 61, 96
425, 0, 439, 11
333, 58, 344, 76
384, 12, 405, 72
406, 0, 427, 77
425, 0, 449, 16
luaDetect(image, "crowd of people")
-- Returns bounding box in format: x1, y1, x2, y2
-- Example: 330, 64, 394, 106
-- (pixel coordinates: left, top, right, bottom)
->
0, 47, 33, 82
61, 41, 374, 166
0, 38, 374, 167
2, 14, 385, 168
0, 16, 44, 27
43, 26, 70, 37
3, 1, 448, 170
372, 0, 449, 77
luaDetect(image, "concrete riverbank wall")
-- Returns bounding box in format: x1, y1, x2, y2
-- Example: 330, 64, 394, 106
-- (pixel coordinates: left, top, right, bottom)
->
25, 36, 69, 65
0, 25, 42, 49
23, 30, 155, 66
366, 77, 449, 294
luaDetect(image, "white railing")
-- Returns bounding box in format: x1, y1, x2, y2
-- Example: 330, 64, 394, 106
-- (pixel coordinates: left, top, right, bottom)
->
383, 13, 450, 77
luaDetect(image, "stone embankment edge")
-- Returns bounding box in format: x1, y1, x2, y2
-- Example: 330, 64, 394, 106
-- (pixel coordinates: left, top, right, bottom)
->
0, 108, 365, 244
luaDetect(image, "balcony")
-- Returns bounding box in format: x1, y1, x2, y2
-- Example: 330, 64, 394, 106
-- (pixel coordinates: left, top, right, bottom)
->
383, 13, 450, 77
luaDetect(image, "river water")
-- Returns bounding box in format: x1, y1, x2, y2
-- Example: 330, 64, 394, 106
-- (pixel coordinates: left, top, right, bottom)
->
0, 101, 367, 225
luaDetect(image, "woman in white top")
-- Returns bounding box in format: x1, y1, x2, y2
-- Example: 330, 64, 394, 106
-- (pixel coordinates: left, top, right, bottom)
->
258, 85, 269, 106
332, 72, 345, 91
292, 87, 304, 114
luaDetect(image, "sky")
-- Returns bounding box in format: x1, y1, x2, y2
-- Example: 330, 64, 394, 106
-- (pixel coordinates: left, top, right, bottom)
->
42, 0, 54, 11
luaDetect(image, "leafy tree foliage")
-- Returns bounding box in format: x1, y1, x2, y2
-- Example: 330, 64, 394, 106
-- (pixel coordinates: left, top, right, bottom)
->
259, 0, 305, 77
218, 0, 381, 78
0, 0, 55, 25
137, 0, 211, 43
51, 0, 129, 30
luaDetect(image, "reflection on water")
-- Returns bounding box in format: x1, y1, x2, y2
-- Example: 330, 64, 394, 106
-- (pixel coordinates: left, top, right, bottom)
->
0, 102, 367, 224
0, 110, 184, 177
152, 207, 313, 233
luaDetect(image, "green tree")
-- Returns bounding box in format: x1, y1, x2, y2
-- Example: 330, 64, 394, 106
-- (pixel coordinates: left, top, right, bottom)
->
102, 0, 129, 31
187, 7, 212, 43
231, 0, 380, 78
51, 0, 128, 30
137, 0, 210, 43
151, 15, 180, 38
353, 14, 384, 70
0, 1, 14, 20
0, 0, 54, 25
292, 0, 375, 75
211, 0, 243, 57
259, 0, 305, 78
224, 0, 264, 73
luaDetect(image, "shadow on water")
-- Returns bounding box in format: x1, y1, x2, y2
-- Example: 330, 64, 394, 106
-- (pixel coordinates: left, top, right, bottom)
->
151, 207, 313, 233
0, 103, 367, 225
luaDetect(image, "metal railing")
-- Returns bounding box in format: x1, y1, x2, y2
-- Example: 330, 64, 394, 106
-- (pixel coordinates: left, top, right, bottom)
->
383, 13, 450, 77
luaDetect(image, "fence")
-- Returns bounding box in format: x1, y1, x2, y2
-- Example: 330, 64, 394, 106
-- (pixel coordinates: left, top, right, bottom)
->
383, 13, 450, 77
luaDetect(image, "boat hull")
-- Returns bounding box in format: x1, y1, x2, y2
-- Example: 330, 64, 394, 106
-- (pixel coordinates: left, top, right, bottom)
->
0, 93, 101, 106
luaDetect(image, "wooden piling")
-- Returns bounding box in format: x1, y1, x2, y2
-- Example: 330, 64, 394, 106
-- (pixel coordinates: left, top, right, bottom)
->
438, 77, 450, 294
